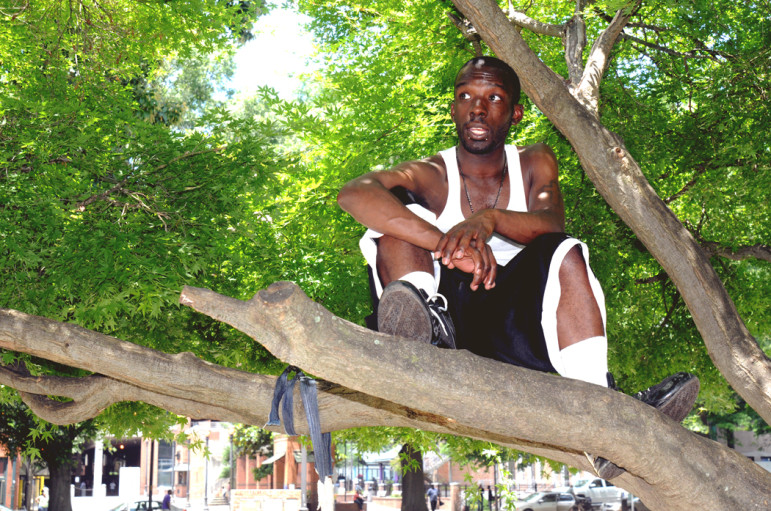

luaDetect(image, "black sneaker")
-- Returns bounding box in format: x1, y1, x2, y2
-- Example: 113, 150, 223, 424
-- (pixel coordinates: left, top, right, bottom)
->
593, 372, 700, 479
635, 372, 700, 422
377, 280, 456, 349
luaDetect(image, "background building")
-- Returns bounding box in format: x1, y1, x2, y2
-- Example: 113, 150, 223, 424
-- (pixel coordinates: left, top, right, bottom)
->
0, 447, 23, 509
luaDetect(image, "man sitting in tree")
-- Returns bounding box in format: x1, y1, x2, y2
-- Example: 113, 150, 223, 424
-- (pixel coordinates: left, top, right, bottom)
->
337, 56, 699, 478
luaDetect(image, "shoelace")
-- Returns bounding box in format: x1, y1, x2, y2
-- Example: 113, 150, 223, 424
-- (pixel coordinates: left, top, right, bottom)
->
426, 293, 450, 337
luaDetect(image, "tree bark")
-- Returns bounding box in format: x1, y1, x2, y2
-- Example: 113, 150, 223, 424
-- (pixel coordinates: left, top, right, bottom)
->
2, 284, 771, 510
451, 0, 771, 424
399, 444, 428, 511
45, 456, 74, 511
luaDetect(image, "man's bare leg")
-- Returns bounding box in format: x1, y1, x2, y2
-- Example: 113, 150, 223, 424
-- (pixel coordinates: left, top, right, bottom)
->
557, 245, 605, 348
556, 245, 608, 387
375, 234, 434, 288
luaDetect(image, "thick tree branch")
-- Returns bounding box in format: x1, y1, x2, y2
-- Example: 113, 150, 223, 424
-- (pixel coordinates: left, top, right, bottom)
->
506, 9, 563, 37
179, 282, 771, 511
0, 365, 244, 425
563, 15, 587, 87
0, 307, 582, 464
3, 282, 771, 509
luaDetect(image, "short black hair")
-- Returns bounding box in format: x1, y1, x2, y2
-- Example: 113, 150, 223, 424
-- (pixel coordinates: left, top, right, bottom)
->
455, 56, 521, 105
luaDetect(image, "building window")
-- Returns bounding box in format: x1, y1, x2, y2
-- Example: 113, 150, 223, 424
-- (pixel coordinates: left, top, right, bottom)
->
0, 457, 7, 507
158, 441, 174, 487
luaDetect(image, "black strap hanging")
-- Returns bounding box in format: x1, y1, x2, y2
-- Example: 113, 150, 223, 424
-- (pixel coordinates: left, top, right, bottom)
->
265, 366, 333, 480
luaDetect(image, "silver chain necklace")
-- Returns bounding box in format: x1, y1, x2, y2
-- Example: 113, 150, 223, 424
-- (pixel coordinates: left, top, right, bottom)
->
456, 150, 508, 214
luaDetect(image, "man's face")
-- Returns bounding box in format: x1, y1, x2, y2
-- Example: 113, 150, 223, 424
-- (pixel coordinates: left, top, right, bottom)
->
451, 64, 523, 155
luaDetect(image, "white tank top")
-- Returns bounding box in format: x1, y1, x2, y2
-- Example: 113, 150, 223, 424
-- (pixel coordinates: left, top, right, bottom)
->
435, 145, 527, 265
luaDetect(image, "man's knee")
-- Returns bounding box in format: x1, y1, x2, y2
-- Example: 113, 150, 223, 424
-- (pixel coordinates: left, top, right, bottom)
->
375, 235, 433, 285
560, 244, 588, 274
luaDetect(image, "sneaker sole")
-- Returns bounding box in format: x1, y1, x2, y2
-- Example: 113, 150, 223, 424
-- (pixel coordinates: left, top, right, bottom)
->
656, 375, 700, 423
377, 281, 432, 343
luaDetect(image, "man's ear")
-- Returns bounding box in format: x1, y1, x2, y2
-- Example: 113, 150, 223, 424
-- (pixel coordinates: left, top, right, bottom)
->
512, 104, 524, 125
450, 102, 456, 120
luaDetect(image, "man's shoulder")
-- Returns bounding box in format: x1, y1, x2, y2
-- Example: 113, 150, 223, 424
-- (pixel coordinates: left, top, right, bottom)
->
393, 152, 447, 174
389, 153, 449, 195
516, 142, 555, 158
517, 143, 558, 174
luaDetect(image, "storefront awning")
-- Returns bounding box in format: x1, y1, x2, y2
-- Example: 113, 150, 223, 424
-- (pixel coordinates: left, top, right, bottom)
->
262, 452, 286, 465
173, 463, 189, 472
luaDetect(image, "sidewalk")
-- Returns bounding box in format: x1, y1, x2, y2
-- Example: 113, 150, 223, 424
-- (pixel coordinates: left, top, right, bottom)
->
70, 496, 231, 511
170, 498, 230, 511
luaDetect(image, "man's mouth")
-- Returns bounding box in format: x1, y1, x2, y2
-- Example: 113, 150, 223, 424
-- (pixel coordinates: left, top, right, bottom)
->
465, 124, 489, 140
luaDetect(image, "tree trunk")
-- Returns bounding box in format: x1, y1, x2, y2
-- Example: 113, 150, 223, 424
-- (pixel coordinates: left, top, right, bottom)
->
23, 461, 35, 511
45, 458, 73, 511
450, 0, 771, 425
2, 286, 771, 510
399, 444, 428, 511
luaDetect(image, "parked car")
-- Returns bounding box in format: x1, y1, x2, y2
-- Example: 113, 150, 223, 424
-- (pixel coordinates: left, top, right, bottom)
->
571, 478, 622, 508
109, 499, 163, 511
514, 491, 576, 511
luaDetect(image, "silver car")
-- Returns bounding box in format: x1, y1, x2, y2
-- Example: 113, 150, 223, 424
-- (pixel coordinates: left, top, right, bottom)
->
514, 491, 577, 511
109, 500, 163, 511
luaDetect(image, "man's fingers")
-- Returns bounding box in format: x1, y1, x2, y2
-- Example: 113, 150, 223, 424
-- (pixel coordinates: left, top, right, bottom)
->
469, 245, 487, 290
483, 245, 498, 289
438, 228, 479, 264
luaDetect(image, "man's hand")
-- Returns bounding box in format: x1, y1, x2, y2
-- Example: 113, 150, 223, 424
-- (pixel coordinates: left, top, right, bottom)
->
433, 212, 498, 290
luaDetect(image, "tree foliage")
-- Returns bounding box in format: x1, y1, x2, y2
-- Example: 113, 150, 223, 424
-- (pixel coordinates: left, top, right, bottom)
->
231, 424, 274, 480
0, 395, 97, 511
0, 0, 769, 509
0, 0, 282, 445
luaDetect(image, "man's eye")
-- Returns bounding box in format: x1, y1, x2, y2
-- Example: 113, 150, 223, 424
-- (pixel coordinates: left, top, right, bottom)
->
490, 94, 502, 102
459, 92, 470, 100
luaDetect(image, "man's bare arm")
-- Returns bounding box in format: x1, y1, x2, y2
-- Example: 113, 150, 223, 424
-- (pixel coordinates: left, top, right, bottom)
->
491, 143, 565, 242
336, 160, 445, 252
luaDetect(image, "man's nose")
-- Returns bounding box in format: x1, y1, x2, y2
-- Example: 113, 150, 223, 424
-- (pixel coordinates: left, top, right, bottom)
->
470, 98, 487, 117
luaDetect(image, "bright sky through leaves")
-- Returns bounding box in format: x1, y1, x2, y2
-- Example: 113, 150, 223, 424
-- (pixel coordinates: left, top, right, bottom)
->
230, 7, 316, 99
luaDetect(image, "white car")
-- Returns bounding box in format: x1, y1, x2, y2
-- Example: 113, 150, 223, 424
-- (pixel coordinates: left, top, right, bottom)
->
514, 491, 576, 511
571, 478, 622, 508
